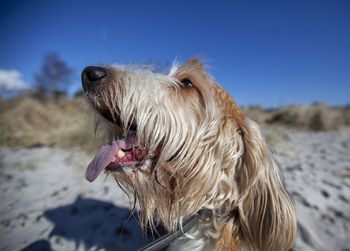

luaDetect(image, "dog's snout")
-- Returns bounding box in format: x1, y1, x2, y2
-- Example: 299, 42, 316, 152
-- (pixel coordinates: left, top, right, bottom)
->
81, 66, 108, 92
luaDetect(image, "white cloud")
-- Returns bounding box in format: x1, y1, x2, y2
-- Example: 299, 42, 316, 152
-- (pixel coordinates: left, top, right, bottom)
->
0, 69, 31, 91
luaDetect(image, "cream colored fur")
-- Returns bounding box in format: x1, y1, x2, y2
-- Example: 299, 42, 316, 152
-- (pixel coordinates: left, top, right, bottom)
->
84, 58, 296, 250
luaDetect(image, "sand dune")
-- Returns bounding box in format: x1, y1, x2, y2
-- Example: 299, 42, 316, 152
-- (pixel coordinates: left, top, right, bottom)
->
1, 96, 349, 250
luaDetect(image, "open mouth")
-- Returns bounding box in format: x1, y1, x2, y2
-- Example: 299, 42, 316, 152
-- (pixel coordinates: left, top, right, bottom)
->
86, 133, 160, 182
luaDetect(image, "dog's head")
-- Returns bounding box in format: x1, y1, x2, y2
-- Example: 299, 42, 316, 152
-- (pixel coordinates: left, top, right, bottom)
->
82, 58, 296, 250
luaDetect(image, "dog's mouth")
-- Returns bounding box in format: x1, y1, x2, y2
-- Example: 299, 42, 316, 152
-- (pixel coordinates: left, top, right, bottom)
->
86, 133, 160, 182
98, 107, 138, 132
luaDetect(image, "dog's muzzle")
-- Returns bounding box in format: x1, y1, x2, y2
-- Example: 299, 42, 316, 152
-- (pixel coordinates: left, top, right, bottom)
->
81, 66, 108, 92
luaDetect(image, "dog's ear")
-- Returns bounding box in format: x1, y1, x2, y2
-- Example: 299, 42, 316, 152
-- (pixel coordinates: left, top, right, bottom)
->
236, 119, 296, 251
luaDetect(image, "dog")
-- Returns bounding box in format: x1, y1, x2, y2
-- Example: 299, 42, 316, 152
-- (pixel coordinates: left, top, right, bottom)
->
81, 58, 296, 251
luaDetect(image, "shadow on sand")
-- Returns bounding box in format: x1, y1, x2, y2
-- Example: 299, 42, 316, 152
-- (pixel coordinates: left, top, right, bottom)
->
23, 196, 153, 251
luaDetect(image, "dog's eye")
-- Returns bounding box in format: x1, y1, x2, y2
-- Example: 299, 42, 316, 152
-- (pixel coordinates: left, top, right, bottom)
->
180, 78, 194, 88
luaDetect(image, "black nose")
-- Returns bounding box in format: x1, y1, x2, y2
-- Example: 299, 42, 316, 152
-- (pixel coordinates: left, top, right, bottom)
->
81, 66, 108, 92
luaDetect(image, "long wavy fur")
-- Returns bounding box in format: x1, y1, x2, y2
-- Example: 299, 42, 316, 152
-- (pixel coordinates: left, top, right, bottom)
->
84, 58, 296, 250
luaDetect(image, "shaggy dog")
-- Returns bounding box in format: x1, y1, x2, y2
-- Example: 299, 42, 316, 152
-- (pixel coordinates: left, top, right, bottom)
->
81, 58, 296, 251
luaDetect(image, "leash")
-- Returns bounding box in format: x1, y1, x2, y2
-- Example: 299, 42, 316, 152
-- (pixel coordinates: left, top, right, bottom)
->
137, 214, 199, 251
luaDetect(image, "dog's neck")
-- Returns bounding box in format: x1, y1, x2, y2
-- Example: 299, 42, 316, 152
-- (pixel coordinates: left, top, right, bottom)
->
166, 210, 217, 251
138, 214, 200, 251
167, 219, 216, 251
168, 209, 245, 251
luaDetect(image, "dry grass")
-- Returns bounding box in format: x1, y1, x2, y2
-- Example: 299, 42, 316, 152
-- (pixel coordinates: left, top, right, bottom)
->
0, 96, 349, 152
0, 96, 104, 153
242, 103, 350, 131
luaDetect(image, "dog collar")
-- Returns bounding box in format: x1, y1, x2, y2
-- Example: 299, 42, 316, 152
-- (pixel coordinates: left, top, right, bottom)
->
137, 214, 199, 251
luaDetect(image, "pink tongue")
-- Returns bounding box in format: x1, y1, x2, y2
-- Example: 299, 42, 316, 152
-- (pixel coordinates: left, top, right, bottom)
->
86, 134, 139, 182
86, 141, 120, 182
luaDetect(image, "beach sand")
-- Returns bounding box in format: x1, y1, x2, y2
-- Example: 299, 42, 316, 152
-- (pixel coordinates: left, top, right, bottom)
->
0, 128, 349, 251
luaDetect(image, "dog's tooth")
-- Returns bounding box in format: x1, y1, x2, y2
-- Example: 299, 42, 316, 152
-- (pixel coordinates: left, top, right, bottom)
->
117, 149, 126, 158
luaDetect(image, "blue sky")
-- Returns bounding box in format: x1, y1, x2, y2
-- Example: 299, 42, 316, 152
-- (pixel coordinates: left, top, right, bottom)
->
0, 0, 349, 107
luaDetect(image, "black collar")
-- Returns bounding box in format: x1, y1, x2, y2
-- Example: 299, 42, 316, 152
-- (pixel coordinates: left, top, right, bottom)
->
137, 214, 199, 251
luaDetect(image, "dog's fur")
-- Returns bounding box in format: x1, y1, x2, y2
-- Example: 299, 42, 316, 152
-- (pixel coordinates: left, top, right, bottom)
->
83, 58, 296, 250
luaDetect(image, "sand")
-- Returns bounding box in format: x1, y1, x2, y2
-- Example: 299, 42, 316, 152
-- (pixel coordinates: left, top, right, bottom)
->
0, 128, 349, 251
